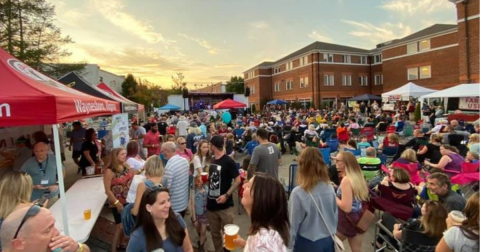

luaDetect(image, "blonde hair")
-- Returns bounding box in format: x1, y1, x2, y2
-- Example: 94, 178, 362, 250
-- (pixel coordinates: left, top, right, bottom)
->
388, 133, 399, 144
340, 151, 369, 201
143, 155, 164, 177
188, 126, 201, 135
110, 148, 129, 173
297, 147, 330, 192
400, 149, 417, 163
195, 140, 211, 164
470, 133, 479, 143
0, 172, 33, 218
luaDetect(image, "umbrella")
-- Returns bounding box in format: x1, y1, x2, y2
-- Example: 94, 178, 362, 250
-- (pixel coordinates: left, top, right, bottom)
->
348, 94, 382, 101
159, 104, 181, 110
213, 99, 246, 109
267, 99, 287, 105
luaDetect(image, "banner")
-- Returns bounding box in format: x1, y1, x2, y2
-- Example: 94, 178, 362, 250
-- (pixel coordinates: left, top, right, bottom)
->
459, 97, 479, 110
388, 95, 402, 101
111, 113, 129, 149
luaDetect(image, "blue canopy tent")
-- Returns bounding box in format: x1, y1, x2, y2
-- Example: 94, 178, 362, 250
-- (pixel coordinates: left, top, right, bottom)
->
267, 99, 288, 105
159, 104, 181, 110
348, 94, 382, 101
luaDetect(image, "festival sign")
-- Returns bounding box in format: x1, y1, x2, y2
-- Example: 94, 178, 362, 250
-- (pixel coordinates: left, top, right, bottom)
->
388, 95, 402, 101
459, 97, 480, 110
111, 113, 129, 148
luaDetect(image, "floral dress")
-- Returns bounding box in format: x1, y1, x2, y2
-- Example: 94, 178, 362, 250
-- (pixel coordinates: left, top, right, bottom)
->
109, 166, 133, 207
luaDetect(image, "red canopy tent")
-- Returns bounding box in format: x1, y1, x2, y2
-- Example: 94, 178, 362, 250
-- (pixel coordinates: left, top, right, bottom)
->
213, 99, 247, 109
97, 82, 145, 112
0, 48, 121, 127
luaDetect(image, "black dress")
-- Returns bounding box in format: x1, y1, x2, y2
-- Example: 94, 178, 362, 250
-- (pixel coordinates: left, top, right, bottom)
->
78, 141, 99, 176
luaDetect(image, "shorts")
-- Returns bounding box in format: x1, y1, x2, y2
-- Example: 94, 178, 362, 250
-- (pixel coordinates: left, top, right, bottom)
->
72, 150, 82, 159
196, 213, 208, 225
337, 209, 362, 238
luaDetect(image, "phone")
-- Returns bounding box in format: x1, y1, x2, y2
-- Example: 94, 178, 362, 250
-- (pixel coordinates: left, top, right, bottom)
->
37, 195, 48, 207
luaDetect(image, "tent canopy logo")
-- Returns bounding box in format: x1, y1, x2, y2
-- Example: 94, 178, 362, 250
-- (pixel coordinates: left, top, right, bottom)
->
0, 103, 11, 118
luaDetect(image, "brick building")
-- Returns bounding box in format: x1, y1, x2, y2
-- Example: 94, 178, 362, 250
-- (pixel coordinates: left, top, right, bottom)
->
243, 0, 479, 109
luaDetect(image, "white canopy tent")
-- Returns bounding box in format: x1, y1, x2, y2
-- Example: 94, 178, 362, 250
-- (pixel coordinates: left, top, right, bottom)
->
419, 83, 480, 100
382, 82, 438, 101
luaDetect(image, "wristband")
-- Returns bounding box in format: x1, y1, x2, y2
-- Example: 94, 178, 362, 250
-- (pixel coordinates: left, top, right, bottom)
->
76, 243, 84, 252
224, 194, 230, 198
114, 200, 119, 205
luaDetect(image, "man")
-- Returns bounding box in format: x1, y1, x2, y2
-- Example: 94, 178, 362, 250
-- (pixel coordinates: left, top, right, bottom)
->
69, 121, 85, 173
21, 141, 65, 201
142, 123, 161, 157
0, 206, 90, 252
176, 116, 189, 138
207, 136, 241, 252
247, 128, 281, 179
157, 116, 168, 137
131, 122, 147, 159
161, 142, 190, 217
427, 172, 466, 212
427, 119, 448, 135
404, 129, 428, 151
450, 119, 464, 131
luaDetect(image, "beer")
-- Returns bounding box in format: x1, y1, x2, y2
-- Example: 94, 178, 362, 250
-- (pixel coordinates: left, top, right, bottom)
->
224, 224, 239, 250
84, 209, 91, 220
201, 172, 209, 184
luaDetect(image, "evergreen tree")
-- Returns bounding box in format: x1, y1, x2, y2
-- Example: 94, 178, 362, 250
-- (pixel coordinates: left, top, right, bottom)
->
121, 74, 138, 100
226, 76, 244, 94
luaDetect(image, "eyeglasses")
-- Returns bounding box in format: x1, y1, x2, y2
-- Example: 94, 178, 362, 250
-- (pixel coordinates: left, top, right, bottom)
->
179, 142, 186, 145
14, 204, 41, 239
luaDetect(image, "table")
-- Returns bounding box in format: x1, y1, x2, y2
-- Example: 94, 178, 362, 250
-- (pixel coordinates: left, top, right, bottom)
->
50, 176, 107, 242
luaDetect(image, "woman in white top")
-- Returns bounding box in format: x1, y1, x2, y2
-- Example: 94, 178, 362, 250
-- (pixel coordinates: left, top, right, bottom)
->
126, 141, 145, 172
192, 140, 211, 177
130, 155, 164, 216
232, 173, 289, 252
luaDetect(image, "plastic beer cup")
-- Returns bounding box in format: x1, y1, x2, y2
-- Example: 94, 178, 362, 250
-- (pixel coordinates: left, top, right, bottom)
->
224, 224, 239, 250
84, 209, 91, 220
450, 210, 466, 224
201, 172, 209, 183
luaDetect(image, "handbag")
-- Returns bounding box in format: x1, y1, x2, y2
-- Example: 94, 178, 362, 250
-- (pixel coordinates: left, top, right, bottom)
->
308, 192, 345, 252
345, 201, 375, 233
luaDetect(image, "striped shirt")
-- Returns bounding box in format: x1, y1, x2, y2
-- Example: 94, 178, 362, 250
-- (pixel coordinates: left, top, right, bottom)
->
164, 154, 190, 213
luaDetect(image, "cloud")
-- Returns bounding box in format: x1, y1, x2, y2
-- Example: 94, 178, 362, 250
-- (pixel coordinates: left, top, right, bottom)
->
342, 19, 412, 48
91, 0, 174, 45
208, 76, 231, 80
250, 21, 270, 29
380, 0, 453, 16
178, 33, 220, 55
214, 64, 244, 69
308, 30, 333, 43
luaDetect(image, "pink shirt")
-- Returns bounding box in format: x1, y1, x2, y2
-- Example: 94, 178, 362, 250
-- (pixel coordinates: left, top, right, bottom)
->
143, 131, 161, 156
176, 148, 193, 161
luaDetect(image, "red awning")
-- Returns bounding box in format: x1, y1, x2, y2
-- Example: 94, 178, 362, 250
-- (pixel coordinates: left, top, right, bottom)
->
0, 48, 121, 127
97, 82, 145, 112
213, 99, 246, 109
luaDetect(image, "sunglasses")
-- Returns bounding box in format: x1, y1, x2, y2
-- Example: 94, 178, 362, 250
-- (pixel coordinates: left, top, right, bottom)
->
146, 184, 165, 197
14, 204, 41, 239
179, 142, 186, 145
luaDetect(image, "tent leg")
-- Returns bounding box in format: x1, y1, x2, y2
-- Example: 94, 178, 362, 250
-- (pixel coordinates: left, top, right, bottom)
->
52, 124, 70, 236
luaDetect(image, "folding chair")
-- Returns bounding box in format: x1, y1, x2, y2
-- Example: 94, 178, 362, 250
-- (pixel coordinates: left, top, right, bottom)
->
361, 127, 375, 142
370, 185, 415, 221
285, 163, 298, 199
318, 148, 331, 166
327, 138, 339, 153
360, 163, 382, 187
451, 162, 480, 197
377, 122, 388, 135
322, 128, 336, 141
381, 146, 398, 165
345, 148, 361, 157
386, 125, 396, 134
391, 161, 423, 185
351, 128, 361, 140
395, 121, 405, 133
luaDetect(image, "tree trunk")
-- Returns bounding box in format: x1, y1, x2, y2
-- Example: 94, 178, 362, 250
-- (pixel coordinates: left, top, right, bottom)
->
6, 0, 13, 53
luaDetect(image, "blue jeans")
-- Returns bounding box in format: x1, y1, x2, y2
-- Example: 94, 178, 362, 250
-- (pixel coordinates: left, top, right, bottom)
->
294, 235, 334, 252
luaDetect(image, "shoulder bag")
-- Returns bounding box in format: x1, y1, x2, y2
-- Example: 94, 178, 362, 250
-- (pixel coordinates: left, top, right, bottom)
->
308, 192, 345, 252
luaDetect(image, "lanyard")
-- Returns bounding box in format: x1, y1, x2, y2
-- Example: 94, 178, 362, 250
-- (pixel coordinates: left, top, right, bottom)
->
38, 156, 48, 176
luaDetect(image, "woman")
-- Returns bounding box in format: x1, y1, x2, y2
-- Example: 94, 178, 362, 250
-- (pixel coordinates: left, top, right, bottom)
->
79, 128, 99, 176
193, 140, 211, 177
436, 192, 479, 252
347, 118, 360, 130
127, 187, 193, 252
126, 141, 145, 172
425, 145, 464, 177
232, 173, 290, 252
335, 151, 369, 252
468, 133, 480, 155
392, 149, 422, 170
379, 133, 400, 149
344, 139, 357, 150
377, 168, 417, 207
186, 124, 204, 154
418, 134, 443, 164
131, 155, 164, 216
175, 137, 193, 162
104, 148, 134, 252
304, 124, 319, 147
288, 147, 337, 251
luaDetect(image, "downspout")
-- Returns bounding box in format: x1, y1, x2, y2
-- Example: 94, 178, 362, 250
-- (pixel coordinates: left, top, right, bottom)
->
463, 0, 471, 83
317, 52, 321, 108
311, 53, 314, 107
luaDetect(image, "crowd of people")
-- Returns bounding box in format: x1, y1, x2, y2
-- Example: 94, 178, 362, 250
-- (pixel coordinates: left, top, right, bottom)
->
0, 99, 479, 252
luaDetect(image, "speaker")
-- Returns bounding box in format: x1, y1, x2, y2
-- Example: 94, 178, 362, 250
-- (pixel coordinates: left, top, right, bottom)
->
182, 88, 188, 98
244, 87, 250, 97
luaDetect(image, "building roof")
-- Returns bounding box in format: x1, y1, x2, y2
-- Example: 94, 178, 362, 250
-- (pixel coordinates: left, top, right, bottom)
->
380, 24, 457, 48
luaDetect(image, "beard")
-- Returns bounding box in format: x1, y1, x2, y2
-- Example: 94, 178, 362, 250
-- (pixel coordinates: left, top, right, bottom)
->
151, 129, 158, 133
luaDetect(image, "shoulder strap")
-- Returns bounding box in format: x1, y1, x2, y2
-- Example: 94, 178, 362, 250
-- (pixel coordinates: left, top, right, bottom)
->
308, 192, 336, 239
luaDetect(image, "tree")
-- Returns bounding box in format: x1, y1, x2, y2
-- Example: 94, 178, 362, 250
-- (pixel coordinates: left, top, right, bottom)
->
169, 72, 185, 95
225, 76, 244, 94
121, 74, 138, 100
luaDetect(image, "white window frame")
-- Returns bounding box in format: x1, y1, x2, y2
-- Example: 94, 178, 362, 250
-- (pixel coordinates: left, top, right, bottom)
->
374, 75, 382, 85
360, 56, 367, 64
274, 82, 280, 92
286, 80, 293, 90
407, 68, 419, 80
251, 86, 255, 94
374, 54, 382, 63
419, 39, 430, 52
359, 76, 368, 86
324, 74, 334, 86
304, 77, 309, 87
407, 42, 418, 54
342, 75, 352, 86
323, 53, 333, 62
300, 77, 304, 88
342, 55, 351, 63
420, 65, 431, 79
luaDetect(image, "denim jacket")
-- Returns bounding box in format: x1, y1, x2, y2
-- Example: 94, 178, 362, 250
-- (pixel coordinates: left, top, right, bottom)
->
194, 185, 208, 215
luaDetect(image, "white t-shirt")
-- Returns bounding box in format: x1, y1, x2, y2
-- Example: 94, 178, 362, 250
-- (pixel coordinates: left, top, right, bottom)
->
444, 226, 479, 252
126, 173, 146, 203
193, 155, 206, 177
177, 120, 189, 136
126, 157, 145, 171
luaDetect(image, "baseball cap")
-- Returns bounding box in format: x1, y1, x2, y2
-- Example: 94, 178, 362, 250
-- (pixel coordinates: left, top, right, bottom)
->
210, 135, 224, 149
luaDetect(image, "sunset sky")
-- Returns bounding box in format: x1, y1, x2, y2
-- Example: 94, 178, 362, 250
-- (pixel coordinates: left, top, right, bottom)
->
49, 0, 456, 89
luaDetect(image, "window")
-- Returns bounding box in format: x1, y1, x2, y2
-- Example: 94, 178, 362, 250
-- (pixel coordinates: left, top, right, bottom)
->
420, 66, 431, 79
274, 82, 281, 92
407, 43, 418, 54
360, 56, 368, 64
374, 75, 383, 85
342, 75, 352, 86
247, 71, 255, 79
359, 76, 368, 86
273, 67, 280, 74
374, 54, 382, 63
299, 77, 309, 88
324, 74, 334, 86
299, 56, 308, 66
251, 86, 255, 94
286, 80, 293, 90
407, 68, 418, 80
341, 55, 351, 63
419, 40, 430, 51
286, 61, 293, 71
323, 53, 333, 62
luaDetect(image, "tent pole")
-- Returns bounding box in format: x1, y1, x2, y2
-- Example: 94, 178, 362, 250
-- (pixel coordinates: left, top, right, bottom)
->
52, 124, 70, 236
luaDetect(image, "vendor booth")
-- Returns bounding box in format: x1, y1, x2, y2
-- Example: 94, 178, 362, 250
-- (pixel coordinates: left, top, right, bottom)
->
97, 82, 145, 113
0, 47, 120, 241
382, 82, 437, 102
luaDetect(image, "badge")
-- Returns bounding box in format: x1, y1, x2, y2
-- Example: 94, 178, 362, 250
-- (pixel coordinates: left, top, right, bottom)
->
41, 179, 49, 185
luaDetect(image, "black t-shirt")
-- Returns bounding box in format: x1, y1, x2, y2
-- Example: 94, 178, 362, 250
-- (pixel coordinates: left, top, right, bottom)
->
207, 155, 239, 211
79, 141, 99, 167
158, 121, 168, 135
425, 143, 441, 163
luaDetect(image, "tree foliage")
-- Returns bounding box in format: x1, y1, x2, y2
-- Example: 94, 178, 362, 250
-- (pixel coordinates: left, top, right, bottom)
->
0, 0, 84, 76
121, 74, 138, 100
226, 76, 244, 94
169, 72, 185, 95
121, 73, 168, 110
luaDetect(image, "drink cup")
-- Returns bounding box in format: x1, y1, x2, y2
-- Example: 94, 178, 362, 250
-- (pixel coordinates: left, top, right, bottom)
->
224, 224, 239, 250
84, 209, 91, 220
450, 210, 466, 224
201, 172, 209, 184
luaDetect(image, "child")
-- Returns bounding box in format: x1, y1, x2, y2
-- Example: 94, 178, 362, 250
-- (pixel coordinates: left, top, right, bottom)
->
465, 151, 479, 164
357, 135, 371, 149
191, 175, 208, 252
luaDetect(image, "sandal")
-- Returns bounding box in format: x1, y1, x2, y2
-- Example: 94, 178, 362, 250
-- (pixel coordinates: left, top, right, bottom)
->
371, 241, 385, 252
